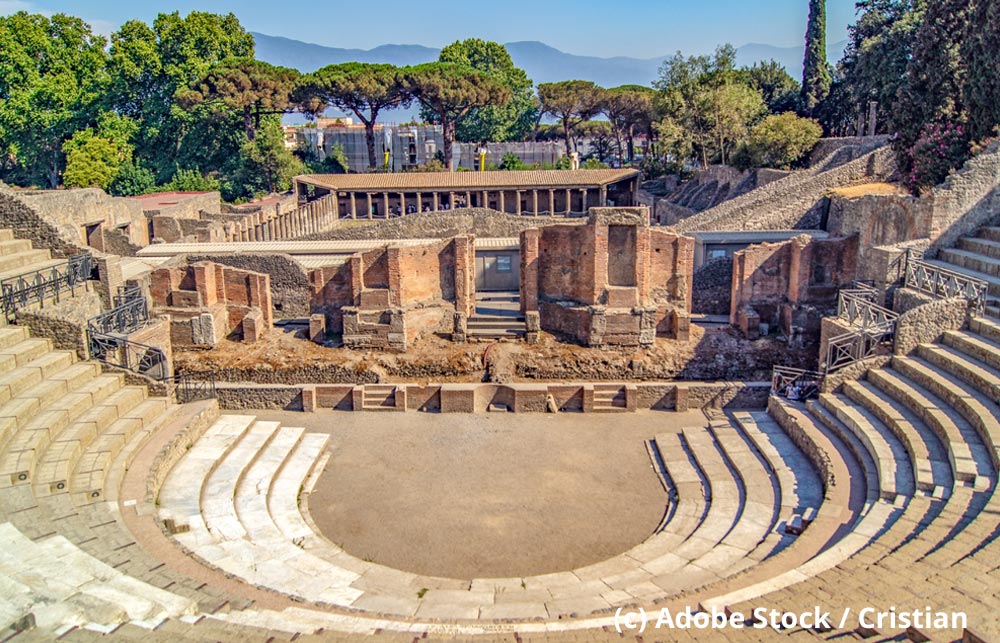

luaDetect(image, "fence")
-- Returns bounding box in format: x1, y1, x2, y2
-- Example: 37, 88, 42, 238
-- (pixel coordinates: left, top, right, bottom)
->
87, 286, 149, 335
905, 253, 989, 316
0, 253, 92, 319
771, 366, 824, 401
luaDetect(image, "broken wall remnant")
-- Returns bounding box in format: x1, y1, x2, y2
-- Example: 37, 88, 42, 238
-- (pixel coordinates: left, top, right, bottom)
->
149, 260, 273, 347
521, 207, 694, 347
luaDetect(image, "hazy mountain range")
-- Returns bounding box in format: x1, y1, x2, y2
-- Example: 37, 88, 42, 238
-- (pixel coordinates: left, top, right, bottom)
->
254, 33, 848, 86
255, 33, 848, 123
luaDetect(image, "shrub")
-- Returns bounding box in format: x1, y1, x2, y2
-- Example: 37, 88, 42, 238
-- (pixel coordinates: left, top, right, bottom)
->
733, 112, 823, 170
498, 152, 527, 171
905, 122, 970, 193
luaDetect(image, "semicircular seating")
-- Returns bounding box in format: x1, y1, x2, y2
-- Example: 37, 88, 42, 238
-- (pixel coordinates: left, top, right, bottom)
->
0, 220, 998, 641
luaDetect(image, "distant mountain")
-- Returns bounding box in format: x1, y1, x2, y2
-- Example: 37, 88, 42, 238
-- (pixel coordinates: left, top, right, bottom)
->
253, 33, 848, 84
255, 33, 848, 122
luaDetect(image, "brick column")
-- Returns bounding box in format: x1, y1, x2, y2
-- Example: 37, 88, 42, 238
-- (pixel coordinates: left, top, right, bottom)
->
520, 228, 540, 314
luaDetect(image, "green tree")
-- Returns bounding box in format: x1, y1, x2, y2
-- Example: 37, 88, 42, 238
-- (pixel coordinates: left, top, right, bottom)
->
401, 63, 511, 170
0, 12, 108, 187
537, 80, 603, 155
224, 117, 304, 199
602, 85, 656, 164
734, 112, 823, 169
300, 63, 409, 170
818, 0, 920, 136
654, 46, 765, 167
746, 60, 800, 114
106, 11, 255, 182
180, 58, 301, 141
62, 131, 124, 190
109, 161, 156, 196
801, 0, 832, 115
892, 0, 970, 178
962, 0, 1000, 142
435, 39, 538, 143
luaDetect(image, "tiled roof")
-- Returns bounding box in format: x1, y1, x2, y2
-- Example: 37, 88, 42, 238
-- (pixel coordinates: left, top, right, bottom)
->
295, 169, 638, 192
136, 238, 520, 258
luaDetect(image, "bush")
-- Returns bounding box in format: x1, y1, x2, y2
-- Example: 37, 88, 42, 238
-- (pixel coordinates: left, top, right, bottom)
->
109, 161, 156, 196
581, 157, 608, 169
904, 122, 970, 193
733, 112, 823, 170
498, 152, 527, 171
161, 168, 221, 193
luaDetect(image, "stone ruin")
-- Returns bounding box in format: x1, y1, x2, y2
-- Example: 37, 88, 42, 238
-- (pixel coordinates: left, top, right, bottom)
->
521, 207, 693, 347
148, 260, 273, 347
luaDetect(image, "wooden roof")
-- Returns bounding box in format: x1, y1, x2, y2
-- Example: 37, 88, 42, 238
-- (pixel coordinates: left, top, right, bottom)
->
295, 169, 638, 192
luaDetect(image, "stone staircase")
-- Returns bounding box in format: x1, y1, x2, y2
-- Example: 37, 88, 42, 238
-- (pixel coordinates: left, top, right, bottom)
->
0, 324, 256, 637
360, 384, 399, 411
933, 225, 1000, 317
591, 384, 627, 412
466, 314, 527, 339
734, 314, 1000, 641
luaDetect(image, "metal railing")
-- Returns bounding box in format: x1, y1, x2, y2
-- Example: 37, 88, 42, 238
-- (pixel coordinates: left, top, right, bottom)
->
87, 286, 149, 336
0, 253, 92, 318
165, 373, 217, 404
771, 366, 823, 401
837, 289, 899, 333
905, 254, 989, 316
88, 332, 169, 380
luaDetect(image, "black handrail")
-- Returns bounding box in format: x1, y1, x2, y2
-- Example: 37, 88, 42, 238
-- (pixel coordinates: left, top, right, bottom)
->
0, 253, 92, 318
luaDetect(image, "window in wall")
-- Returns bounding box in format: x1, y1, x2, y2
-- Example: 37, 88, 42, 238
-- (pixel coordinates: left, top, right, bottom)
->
496, 255, 512, 272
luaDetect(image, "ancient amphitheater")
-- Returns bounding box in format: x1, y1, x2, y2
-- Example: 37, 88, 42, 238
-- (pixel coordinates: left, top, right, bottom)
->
0, 139, 998, 642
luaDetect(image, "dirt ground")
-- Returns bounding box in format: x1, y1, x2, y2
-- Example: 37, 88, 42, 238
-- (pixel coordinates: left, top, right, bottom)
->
251, 409, 709, 580
174, 323, 812, 385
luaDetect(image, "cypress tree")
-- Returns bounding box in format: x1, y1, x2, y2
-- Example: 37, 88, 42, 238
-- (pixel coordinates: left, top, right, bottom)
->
962, 0, 1000, 142
801, 0, 832, 116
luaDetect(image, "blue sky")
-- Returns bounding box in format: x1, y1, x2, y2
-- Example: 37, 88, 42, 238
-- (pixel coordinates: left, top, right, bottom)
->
0, 0, 857, 58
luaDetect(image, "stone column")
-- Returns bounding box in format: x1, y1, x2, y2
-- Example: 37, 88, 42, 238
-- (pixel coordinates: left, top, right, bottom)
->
366, 193, 373, 220
433, 192, 440, 211
465, 191, 471, 208
350, 193, 357, 220
416, 192, 422, 213
580, 188, 588, 213
399, 192, 406, 215
383, 192, 390, 218
482, 190, 489, 210
565, 188, 572, 215
515, 190, 522, 216
532, 190, 539, 216
548, 189, 555, 215
498, 191, 505, 214
600, 186, 608, 206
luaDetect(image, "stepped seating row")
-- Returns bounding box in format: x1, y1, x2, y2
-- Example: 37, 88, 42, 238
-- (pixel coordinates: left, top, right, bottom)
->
152, 404, 832, 626
726, 315, 1000, 642
0, 320, 251, 637
934, 225, 1000, 317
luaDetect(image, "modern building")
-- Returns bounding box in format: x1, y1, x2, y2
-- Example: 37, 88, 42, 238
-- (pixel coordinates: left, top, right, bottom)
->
292, 169, 641, 218
285, 120, 566, 171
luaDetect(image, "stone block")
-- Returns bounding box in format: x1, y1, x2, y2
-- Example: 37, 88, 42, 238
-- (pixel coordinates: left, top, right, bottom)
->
301, 386, 316, 412
440, 385, 476, 413
360, 288, 391, 308
605, 286, 638, 308
241, 307, 266, 342
524, 311, 541, 332
169, 290, 202, 307
309, 313, 327, 343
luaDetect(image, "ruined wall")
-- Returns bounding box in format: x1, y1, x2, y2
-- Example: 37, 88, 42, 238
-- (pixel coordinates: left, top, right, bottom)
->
134, 191, 220, 220
676, 145, 896, 233
0, 186, 91, 258
187, 253, 310, 318
731, 235, 857, 341
14, 187, 149, 248
926, 140, 1000, 250
309, 263, 354, 330
150, 260, 273, 345
892, 293, 969, 355
522, 207, 693, 346
692, 257, 733, 315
